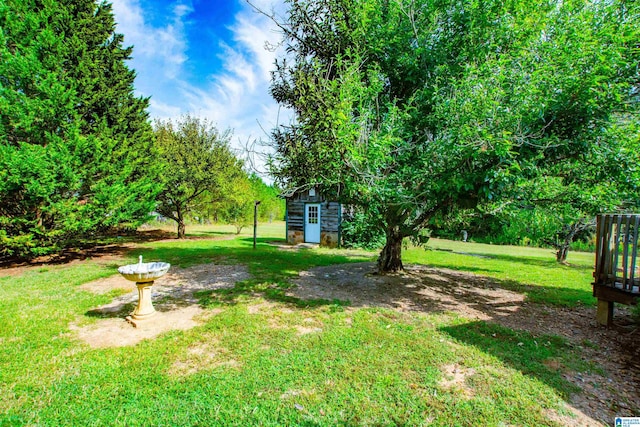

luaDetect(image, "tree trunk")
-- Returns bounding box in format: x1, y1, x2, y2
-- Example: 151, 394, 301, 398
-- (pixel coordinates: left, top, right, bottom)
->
176, 208, 186, 238
556, 245, 569, 263
177, 220, 186, 239
377, 227, 404, 273
555, 220, 588, 263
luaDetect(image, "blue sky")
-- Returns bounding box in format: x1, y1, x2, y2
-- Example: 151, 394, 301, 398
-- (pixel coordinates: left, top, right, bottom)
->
110, 0, 289, 174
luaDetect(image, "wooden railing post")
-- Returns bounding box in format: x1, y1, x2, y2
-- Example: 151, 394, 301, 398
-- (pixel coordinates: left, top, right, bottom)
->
593, 214, 640, 326
596, 300, 614, 326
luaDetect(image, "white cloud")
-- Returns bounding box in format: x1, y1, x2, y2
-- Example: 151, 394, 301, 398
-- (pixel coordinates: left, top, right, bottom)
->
111, 0, 191, 79
183, 1, 292, 175
148, 98, 183, 120
230, 15, 278, 80
218, 42, 258, 92
111, 0, 292, 178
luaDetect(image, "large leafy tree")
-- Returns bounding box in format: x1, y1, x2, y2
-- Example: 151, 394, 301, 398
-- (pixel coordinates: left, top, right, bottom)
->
268, 0, 639, 272
154, 115, 243, 238
428, 118, 640, 261
510, 118, 640, 262
66, 1, 159, 227
0, 0, 159, 257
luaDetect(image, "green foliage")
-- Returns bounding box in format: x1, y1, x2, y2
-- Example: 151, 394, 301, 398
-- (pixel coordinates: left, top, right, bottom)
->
632, 304, 640, 324
217, 173, 255, 234
250, 174, 285, 223
341, 206, 386, 250
0, 0, 160, 258
269, 0, 640, 272
215, 173, 285, 234
437, 116, 640, 258
154, 115, 243, 238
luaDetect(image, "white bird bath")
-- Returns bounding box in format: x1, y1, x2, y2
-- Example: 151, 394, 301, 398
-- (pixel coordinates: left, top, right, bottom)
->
118, 256, 170, 324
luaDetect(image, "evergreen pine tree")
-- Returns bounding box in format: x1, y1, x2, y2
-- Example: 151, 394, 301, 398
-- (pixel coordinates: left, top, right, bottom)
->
0, 0, 160, 258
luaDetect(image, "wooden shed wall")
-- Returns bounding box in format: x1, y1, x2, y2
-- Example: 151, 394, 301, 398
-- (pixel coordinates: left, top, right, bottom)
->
286, 201, 340, 232
285, 190, 341, 247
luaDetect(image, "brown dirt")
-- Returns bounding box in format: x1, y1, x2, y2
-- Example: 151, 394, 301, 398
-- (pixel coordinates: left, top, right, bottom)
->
438, 363, 476, 398
289, 262, 640, 426
69, 306, 206, 348
71, 264, 250, 348
169, 339, 241, 376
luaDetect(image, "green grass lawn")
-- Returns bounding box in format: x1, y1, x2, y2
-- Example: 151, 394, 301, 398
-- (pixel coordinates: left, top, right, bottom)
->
0, 223, 601, 426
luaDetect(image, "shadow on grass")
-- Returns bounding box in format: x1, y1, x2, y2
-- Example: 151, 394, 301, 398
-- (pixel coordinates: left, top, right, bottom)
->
79, 236, 607, 406
138, 238, 369, 271
432, 248, 593, 271
487, 253, 594, 271
432, 264, 502, 274
0, 229, 180, 268
85, 301, 136, 319
196, 230, 237, 237
438, 321, 588, 398
195, 283, 351, 310
134, 237, 594, 308
181, 248, 594, 400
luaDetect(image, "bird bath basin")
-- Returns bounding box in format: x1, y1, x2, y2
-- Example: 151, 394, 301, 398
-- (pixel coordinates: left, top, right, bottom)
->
118, 256, 170, 323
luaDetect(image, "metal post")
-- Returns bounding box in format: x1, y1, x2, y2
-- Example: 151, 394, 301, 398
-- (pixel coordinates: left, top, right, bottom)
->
253, 200, 261, 249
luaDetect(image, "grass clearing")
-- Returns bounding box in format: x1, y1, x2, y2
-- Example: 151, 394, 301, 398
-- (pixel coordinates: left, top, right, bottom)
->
0, 224, 606, 426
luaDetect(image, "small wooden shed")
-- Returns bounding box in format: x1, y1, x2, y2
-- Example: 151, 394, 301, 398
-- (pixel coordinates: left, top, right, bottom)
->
284, 188, 341, 247
593, 214, 639, 325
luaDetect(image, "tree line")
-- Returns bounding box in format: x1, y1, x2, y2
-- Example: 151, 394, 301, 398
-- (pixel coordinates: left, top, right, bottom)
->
0, 0, 282, 259
154, 115, 284, 239
3, 0, 638, 265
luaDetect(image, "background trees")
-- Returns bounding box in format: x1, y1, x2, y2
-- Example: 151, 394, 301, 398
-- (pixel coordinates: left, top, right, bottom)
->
268, 0, 640, 271
431, 118, 640, 262
215, 173, 284, 234
0, 0, 160, 258
154, 116, 243, 238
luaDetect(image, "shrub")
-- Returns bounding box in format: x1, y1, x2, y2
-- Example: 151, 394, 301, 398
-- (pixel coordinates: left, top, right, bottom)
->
341, 208, 386, 250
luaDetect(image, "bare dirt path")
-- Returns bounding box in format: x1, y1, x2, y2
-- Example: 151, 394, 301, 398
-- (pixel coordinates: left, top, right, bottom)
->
289, 261, 640, 426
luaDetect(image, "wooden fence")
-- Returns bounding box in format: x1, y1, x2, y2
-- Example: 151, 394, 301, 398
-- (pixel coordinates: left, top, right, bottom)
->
593, 214, 640, 325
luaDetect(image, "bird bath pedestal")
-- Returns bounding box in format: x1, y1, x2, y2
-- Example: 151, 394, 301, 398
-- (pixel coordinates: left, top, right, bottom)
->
118, 257, 170, 326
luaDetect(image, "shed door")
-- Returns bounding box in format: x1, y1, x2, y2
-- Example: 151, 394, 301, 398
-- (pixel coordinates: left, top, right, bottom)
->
304, 204, 321, 243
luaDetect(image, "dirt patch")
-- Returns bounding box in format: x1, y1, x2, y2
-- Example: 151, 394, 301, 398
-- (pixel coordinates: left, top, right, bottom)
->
247, 301, 279, 315
544, 404, 604, 427
79, 275, 132, 294
290, 262, 640, 426
69, 306, 204, 348
438, 363, 476, 398
72, 264, 250, 348
295, 325, 323, 335
280, 388, 316, 400
290, 262, 525, 320
169, 340, 241, 376
83, 264, 250, 310
268, 241, 319, 251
